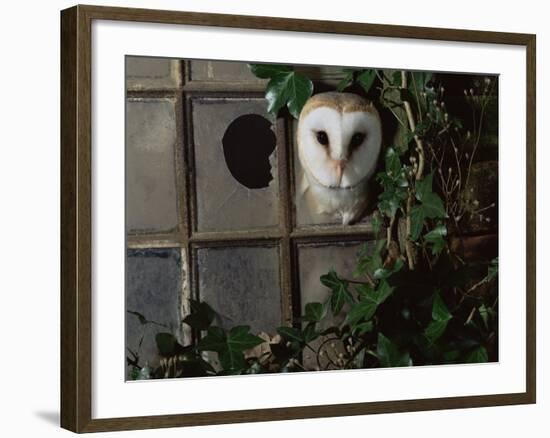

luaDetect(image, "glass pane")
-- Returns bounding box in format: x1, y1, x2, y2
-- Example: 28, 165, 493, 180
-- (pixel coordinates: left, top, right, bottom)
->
196, 245, 282, 334
126, 98, 179, 233
126, 56, 181, 90
192, 98, 279, 232
297, 241, 374, 369
126, 248, 182, 374
189, 60, 265, 83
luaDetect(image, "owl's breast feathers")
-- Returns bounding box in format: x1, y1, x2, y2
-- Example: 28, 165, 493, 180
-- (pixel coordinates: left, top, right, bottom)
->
299, 168, 369, 224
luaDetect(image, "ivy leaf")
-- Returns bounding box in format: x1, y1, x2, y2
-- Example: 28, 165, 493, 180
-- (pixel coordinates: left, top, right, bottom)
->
336, 70, 355, 92
409, 205, 425, 241
330, 284, 352, 315
442, 349, 461, 363
399, 88, 415, 103
487, 257, 498, 281
303, 302, 326, 323
352, 321, 374, 336
465, 346, 489, 363
277, 326, 304, 343
410, 71, 433, 94
196, 326, 226, 352
424, 320, 449, 342
355, 239, 385, 277
371, 213, 383, 233
321, 269, 353, 314
155, 332, 188, 357
373, 280, 395, 304
424, 292, 452, 343
415, 173, 433, 202
385, 70, 401, 87
320, 268, 343, 289
335, 69, 377, 93
421, 192, 447, 218
347, 281, 394, 327
265, 71, 313, 119
357, 280, 395, 305
377, 183, 408, 220
226, 326, 265, 351
384, 147, 402, 176
377, 333, 411, 367
374, 258, 404, 280
183, 300, 216, 330
346, 300, 377, 327
410, 173, 446, 240
248, 63, 292, 79
432, 293, 452, 322
197, 326, 264, 372
378, 192, 402, 219
302, 323, 320, 343
357, 69, 377, 93
424, 224, 447, 256
155, 333, 177, 356
478, 304, 490, 330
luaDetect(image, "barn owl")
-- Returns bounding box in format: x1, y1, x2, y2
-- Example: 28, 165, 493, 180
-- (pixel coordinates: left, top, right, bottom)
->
297, 92, 382, 225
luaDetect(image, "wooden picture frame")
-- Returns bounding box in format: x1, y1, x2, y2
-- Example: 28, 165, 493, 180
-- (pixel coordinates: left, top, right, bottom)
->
61, 4, 536, 433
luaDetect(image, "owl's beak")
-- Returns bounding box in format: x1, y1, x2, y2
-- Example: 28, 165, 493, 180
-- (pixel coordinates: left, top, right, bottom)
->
333, 160, 347, 186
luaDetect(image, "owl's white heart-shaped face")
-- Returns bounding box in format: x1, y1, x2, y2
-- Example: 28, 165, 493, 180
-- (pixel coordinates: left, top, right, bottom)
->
297, 92, 382, 189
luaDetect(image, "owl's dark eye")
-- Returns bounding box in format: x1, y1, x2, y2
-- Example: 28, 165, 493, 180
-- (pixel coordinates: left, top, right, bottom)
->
316, 131, 329, 147
349, 132, 366, 150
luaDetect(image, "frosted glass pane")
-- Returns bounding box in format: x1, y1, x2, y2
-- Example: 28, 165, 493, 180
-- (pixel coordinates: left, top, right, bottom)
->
126, 98, 178, 233
192, 98, 279, 232
126, 248, 181, 372
197, 245, 282, 334
298, 241, 374, 369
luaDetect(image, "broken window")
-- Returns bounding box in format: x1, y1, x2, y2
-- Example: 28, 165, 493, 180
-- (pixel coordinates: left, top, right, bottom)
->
191, 98, 279, 232
125, 58, 378, 374
222, 114, 276, 189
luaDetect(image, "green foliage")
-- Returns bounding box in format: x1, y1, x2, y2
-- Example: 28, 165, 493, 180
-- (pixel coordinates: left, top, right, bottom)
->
355, 239, 385, 278
276, 326, 304, 343
377, 333, 411, 367
303, 302, 327, 323
465, 346, 489, 363
249, 64, 292, 78
424, 292, 452, 343
249, 64, 313, 119
356, 70, 377, 93
198, 325, 264, 372
336, 69, 377, 93
487, 257, 498, 281
346, 281, 394, 329
320, 269, 354, 314
424, 224, 447, 256
376, 148, 408, 219
155, 332, 181, 356
183, 299, 216, 330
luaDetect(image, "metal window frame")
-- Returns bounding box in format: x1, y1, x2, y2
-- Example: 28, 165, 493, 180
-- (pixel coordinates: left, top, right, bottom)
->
126, 59, 378, 332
